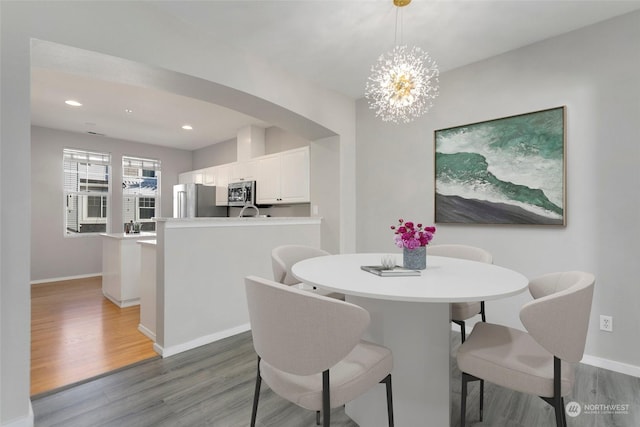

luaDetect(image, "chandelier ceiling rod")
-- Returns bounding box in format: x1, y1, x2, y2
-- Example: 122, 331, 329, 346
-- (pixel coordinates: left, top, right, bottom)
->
394, 0, 410, 46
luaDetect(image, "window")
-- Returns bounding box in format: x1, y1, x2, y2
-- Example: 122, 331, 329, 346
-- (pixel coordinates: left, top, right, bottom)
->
138, 197, 156, 219
86, 195, 107, 218
122, 156, 161, 231
64, 148, 111, 235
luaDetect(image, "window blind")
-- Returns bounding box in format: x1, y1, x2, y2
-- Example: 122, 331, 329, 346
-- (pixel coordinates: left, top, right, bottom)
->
122, 156, 161, 172
64, 148, 111, 166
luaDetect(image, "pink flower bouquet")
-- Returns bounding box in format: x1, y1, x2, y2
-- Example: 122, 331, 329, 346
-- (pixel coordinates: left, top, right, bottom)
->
390, 219, 436, 249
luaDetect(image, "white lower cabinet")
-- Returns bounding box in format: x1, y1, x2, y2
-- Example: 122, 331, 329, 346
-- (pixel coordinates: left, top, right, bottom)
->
101, 233, 155, 308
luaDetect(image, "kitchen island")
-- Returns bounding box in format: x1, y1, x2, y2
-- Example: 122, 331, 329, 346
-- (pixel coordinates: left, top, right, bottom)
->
100, 232, 156, 307
153, 216, 321, 357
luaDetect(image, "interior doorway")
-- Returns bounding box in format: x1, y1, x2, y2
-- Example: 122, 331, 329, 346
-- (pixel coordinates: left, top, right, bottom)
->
30, 276, 158, 396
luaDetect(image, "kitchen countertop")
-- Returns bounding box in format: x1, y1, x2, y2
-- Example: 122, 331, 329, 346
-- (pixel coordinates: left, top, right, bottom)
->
100, 232, 156, 240
154, 217, 321, 228
138, 239, 157, 246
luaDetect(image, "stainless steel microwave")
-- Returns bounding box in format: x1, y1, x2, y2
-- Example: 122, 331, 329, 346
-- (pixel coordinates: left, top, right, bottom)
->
228, 181, 256, 207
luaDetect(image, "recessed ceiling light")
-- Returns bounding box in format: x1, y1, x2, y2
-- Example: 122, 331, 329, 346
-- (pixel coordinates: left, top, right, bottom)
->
65, 100, 82, 107
125, 108, 133, 114
182, 125, 193, 130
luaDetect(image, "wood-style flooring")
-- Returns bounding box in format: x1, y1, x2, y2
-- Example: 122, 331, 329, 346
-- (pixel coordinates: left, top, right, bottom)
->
32, 330, 640, 427
31, 277, 158, 396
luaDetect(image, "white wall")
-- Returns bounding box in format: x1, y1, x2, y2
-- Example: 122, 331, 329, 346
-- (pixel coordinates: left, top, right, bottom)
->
30, 126, 192, 282
1, 2, 355, 425
356, 11, 640, 373
311, 136, 342, 255
191, 126, 311, 169
264, 126, 310, 154
156, 219, 321, 357
191, 138, 237, 170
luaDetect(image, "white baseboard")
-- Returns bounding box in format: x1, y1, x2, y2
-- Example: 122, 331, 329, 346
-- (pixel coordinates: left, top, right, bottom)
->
154, 323, 251, 358
580, 354, 640, 378
2, 401, 34, 427
137, 324, 156, 342
102, 292, 140, 308
30, 273, 101, 285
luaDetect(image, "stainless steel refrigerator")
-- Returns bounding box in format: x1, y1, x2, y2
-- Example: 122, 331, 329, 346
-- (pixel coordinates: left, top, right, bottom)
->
173, 183, 227, 218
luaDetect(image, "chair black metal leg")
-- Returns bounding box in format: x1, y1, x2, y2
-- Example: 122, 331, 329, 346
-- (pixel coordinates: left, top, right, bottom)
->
460, 321, 466, 343
554, 357, 565, 427
461, 372, 483, 427
380, 374, 394, 427
250, 357, 262, 427
479, 379, 484, 422
322, 370, 330, 427
461, 373, 468, 427
553, 399, 564, 427
453, 319, 466, 343
480, 301, 486, 322
542, 396, 567, 427
542, 357, 566, 427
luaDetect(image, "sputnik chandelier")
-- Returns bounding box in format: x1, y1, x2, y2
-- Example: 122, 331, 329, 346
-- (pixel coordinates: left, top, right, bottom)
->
365, 0, 439, 124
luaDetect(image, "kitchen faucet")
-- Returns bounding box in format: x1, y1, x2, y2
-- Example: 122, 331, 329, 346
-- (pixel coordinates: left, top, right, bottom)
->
238, 204, 260, 218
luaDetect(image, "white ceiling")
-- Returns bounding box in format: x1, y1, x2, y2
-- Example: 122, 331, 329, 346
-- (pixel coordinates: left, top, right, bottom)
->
30, 0, 640, 150
31, 68, 270, 151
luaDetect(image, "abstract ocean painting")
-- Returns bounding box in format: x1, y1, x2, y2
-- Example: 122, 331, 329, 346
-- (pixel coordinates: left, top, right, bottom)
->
434, 107, 565, 225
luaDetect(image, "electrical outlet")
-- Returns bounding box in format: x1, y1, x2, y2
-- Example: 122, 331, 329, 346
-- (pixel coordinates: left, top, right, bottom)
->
600, 315, 613, 332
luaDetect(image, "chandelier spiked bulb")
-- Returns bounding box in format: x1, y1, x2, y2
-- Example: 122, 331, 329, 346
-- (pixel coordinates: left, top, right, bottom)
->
365, 0, 439, 124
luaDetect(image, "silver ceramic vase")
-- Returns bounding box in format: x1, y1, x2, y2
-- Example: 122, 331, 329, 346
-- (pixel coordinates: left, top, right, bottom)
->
403, 246, 426, 270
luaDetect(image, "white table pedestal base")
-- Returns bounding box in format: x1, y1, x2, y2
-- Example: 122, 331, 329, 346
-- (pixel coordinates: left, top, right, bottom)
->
292, 253, 528, 426
346, 296, 451, 427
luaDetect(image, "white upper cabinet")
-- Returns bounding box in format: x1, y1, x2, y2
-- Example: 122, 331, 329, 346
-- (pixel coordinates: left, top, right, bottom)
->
179, 146, 310, 206
257, 147, 310, 204
256, 154, 281, 203
214, 164, 232, 206
178, 170, 203, 184
230, 159, 258, 183
202, 167, 217, 185
280, 147, 310, 203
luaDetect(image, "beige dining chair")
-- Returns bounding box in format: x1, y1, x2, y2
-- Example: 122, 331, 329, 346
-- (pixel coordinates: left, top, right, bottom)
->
426, 244, 493, 342
456, 271, 595, 427
245, 275, 394, 427
271, 244, 344, 300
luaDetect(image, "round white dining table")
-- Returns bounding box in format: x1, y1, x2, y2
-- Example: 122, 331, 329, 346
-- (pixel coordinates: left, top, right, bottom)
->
292, 253, 529, 427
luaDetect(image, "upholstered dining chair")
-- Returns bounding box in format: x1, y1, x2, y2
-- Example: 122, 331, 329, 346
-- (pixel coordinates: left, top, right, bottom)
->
271, 244, 344, 300
426, 244, 493, 342
456, 271, 595, 427
245, 275, 394, 427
